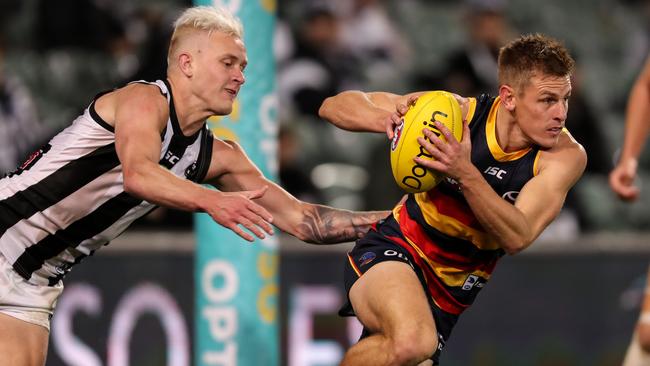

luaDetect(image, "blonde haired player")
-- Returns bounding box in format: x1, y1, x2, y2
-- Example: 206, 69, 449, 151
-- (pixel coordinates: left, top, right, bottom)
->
610, 56, 650, 366
0, 6, 388, 365
320, 34, 586, 365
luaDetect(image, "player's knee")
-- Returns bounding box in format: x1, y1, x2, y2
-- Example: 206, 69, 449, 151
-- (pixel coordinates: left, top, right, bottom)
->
390, 329, 438, 364
638, 324, 650, 353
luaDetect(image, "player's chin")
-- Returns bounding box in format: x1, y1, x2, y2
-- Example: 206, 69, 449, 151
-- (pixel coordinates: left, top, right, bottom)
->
212, 103, 233, 116
535, 135, 560, 149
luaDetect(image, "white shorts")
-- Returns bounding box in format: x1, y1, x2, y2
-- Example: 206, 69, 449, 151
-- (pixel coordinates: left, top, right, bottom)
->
0, 254, 63, 331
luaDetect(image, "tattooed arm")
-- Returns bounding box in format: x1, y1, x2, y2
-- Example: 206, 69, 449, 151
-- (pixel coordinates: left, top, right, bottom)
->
291, 204, 388, 244
205, 139, 389, 244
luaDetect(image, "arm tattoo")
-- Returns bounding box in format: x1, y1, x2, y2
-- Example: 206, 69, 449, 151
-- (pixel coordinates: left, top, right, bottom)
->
297, 205, 390, 244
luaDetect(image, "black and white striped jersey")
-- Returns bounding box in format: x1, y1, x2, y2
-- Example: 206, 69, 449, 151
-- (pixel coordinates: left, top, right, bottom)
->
0, 80, 214, 286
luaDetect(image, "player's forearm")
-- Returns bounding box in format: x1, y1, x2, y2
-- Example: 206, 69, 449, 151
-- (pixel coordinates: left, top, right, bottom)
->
459, 168, 532, 254
294, 204, 389, 244
123, 162, 208, 212
319, 91, 389, 133
620, 79, 650, 163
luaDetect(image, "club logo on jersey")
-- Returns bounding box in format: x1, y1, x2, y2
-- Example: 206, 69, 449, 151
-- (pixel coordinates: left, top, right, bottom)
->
390, 120, 404, 151
5, 144, 52, 178
502, 191, 519, 203
358, 252, 376, 266
55, 262, 72, 275
185, 162, 198, 180
461, 274, 484, 291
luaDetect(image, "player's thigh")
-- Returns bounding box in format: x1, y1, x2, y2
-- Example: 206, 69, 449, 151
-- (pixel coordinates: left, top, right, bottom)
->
349, 260, 435, 336
0, 312, 48, 366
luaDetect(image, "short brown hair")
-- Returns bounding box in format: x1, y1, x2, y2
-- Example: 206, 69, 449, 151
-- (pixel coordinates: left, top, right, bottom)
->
498, 33, 575, 91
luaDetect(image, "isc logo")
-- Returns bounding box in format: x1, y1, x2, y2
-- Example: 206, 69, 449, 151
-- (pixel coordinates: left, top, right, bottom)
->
164, 151, 180, 165
484, 166, 507, 180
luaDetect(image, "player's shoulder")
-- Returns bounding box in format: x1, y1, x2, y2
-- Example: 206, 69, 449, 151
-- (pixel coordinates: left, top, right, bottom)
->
539, 129, 587, 173
211, 138, 246, 160
116, 82, 168, 104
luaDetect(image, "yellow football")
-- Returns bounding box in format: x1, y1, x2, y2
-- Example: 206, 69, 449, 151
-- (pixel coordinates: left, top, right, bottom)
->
390, 91, 463, 193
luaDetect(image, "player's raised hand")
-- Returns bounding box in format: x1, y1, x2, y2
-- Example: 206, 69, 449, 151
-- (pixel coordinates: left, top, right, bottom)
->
415, 120, 472, 180
609, 159, 640, 201
386, 96, 418, 140
207, 186, 275, 241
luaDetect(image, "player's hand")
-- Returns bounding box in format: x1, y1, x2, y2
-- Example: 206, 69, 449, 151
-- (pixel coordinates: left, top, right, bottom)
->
414, 119, 472, 180
609, 158, 640, 201
208, 186, 275, 241
386, 96, 418, 140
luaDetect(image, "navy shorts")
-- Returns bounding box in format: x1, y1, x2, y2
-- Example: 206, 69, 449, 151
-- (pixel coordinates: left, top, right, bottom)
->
339, 217, 459, 365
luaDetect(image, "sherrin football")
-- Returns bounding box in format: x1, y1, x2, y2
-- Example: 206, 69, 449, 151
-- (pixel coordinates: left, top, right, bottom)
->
390, 91, 463, 193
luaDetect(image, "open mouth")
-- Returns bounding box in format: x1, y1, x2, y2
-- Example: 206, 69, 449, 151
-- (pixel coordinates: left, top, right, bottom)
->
547, 127, 562, 136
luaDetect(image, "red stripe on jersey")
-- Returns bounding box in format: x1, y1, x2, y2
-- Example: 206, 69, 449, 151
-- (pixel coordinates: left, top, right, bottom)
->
426, 188, 484, 231
397, 205, 497, 274
387, 235, 466, 315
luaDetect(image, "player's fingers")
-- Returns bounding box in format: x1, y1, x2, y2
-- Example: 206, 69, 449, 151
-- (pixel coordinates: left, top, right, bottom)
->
407, 95, 419, 107
421, 129, 451, 153
414, 156, 445, 172
243, 208, 275, 235
386, 121, 395, 139
386, 115, 402, 140
228, 223, 255, 242
433, 121, 455, 144
384, 116, 397, 140
617, 187, 640, 202
416, 136, 445, 162
244, 200, 274, 227
237, 216, 268, 240
395, 103, 409, 116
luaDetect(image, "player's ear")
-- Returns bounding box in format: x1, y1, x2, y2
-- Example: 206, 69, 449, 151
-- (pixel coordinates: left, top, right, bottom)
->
499, 84, 516, 111
178, 52, 194, 77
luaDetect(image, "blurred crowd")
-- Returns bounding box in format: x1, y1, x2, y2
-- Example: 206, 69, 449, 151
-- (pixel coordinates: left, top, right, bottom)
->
1, 0, 649, 234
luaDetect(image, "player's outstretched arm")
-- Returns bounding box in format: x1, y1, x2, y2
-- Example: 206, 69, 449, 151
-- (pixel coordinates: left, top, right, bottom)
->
320, 90, 472, 140
206, 139, 390, 244
610, 57, 650, 201
113, 84, 273, 242
319, 90, 422, 134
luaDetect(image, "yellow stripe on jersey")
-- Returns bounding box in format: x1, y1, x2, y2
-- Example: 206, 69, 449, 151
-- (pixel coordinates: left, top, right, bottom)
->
414, 193, 501, 250
532, 150, 542, 176
486, 97, 532, 161
392, 203, 404, 220
347, 253, 362, 277
465, 97, 478, 126
403, 234, 492, 285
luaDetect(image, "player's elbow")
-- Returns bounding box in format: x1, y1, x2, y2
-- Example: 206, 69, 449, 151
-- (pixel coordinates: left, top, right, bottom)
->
501, 236, 533, 255
122, 169, 147, 198
318, 96, 336, 121
503, 243, 526, 255
638, 323, 650, 353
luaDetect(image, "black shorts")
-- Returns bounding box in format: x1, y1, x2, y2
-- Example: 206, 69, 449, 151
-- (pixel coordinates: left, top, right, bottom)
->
339, 217, 459, 365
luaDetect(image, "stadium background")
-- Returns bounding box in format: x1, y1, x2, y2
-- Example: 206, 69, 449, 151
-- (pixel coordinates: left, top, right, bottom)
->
1, 0, 650, 365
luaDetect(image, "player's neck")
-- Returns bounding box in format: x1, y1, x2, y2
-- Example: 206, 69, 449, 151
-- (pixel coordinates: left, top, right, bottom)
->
495, 105, 531, 152
166, 78, 211, 136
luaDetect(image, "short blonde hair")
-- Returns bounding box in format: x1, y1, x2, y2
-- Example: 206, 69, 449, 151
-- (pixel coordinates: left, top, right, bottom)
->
168, 6, 244, 64
498, 33, 575, 92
